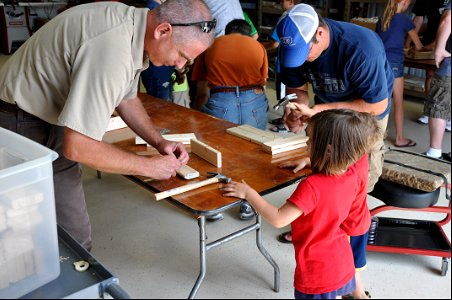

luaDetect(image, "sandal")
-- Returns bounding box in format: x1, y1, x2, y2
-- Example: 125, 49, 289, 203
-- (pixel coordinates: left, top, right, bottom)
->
342, 291, 372, 299
269, 117, 283, 125
394, 139, 416, 148
277, 231, 292, 244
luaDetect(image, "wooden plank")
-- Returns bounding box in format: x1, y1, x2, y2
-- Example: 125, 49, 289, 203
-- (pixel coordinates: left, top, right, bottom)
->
103, 127, 135, 144
271, 142, 307, 155
163, 133, 196, 144
190, 139, 222, 168
135, 133, 196, 145
271, 150, 308, 164
262, 135, 309, 151
226, 125, 279, 145
262, 142, 307, 155
150, 177, 220, 201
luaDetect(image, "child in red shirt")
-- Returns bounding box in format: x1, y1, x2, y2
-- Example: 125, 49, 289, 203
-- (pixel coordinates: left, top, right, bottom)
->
221, 109, 381, 298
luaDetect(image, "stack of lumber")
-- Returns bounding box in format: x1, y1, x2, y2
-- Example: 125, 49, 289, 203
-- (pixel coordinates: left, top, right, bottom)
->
226, 124, 308, 155
262, 135, 309, 155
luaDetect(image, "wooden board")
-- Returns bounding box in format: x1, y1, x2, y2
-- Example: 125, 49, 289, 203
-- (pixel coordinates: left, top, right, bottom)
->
262, 135, 309, 151
135, 133, 196, 145
226, 125, 278, 145
190, 139, 222, 168
263, 142, 307, 155
102, 127, 136, 144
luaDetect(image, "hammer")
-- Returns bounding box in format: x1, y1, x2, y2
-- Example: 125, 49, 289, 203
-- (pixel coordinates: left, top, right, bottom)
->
150, 172, 231, 201
273, 93, 298, 110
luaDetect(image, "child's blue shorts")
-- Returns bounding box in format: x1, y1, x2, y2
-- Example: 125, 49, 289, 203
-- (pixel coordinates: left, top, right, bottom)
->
294, 276, 356, 299
351, 232, 369, 270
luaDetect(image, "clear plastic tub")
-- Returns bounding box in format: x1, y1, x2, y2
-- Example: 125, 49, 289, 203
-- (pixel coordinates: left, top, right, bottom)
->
0, 127, 60, 298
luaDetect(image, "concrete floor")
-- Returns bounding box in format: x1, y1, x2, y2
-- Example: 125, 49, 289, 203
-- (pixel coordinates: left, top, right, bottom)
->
0, 53, 450, 298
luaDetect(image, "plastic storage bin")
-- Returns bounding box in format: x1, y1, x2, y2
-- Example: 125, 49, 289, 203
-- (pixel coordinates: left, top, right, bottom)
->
0, 127, 59, 298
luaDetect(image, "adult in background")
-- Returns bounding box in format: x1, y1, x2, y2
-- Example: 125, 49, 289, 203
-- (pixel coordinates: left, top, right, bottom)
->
0, 0, 215, 251
140, 0, 175, 101
187, 0, 245, 105
376, 0, 423, 148
203, 0, 244, 38
405, 0, 450, 128
191, 19, 269, 221
423, 0, 451, 161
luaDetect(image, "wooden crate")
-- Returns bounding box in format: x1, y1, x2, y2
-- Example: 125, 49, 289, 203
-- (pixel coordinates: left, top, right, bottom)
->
405, 48, 434, 60
350, 18, 377, 31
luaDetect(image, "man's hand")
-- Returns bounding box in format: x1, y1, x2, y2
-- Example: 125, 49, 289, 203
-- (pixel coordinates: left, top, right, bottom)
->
435, 48, 451, 68
156, 140, 189, 164
282, 102, 316, 133
146, 155, 182, 180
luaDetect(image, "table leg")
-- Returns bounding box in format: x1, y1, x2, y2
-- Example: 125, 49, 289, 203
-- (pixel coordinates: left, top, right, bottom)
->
255, 214, 280, 292
188, 213, 280, 298
189, 216, 207, 299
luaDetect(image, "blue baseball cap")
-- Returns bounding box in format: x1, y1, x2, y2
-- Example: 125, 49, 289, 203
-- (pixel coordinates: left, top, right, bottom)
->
276, 4, 319, 68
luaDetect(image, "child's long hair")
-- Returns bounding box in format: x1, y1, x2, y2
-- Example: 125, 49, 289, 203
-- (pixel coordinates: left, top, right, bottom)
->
381, 0, 401, 32
307, 109, 381, 176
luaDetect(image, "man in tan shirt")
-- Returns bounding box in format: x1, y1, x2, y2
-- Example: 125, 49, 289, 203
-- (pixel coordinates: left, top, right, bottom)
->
0, 0, 214, 250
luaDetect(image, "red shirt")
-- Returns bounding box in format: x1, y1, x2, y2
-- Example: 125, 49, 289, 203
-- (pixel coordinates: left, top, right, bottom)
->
288, 162, 363, 294
341, 155, 371, 236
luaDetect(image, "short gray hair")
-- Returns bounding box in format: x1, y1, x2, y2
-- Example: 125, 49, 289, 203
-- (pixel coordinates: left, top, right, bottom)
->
154, 0, 214, 47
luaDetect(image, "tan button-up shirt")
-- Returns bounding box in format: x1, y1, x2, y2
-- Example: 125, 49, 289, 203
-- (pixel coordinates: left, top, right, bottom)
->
0, 2, 149, 140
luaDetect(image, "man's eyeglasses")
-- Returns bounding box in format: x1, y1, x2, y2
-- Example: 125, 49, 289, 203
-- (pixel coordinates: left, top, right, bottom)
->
170, 19, 217, 33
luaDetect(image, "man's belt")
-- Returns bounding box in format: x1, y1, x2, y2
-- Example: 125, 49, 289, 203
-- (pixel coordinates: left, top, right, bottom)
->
0, 100, 18, 113
210, 85, 263, 95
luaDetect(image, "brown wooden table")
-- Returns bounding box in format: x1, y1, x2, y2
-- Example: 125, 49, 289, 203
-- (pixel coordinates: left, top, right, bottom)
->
103, 93, 310, 298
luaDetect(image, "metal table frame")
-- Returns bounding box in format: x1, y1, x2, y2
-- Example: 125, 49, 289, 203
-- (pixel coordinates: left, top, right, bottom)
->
192, 214, 279, 299
125, 174, 305, 299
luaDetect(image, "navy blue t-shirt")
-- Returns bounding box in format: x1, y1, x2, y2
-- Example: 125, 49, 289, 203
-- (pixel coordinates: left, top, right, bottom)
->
376, 13, 415, 63
281, 19, 393, 119
411, 0, 447, 45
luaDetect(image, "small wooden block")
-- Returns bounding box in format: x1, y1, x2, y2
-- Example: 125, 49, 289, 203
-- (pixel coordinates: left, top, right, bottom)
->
177, 165, 200, 180
190, 139, 222, 168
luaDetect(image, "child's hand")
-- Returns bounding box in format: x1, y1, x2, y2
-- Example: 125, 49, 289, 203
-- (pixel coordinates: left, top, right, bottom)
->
221, 180, 252, 199
279, 157, 310, 173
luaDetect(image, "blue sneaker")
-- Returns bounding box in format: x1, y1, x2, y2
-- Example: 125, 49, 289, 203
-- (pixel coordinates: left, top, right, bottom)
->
207, 213, 224, 222
239, 203, 255, 220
